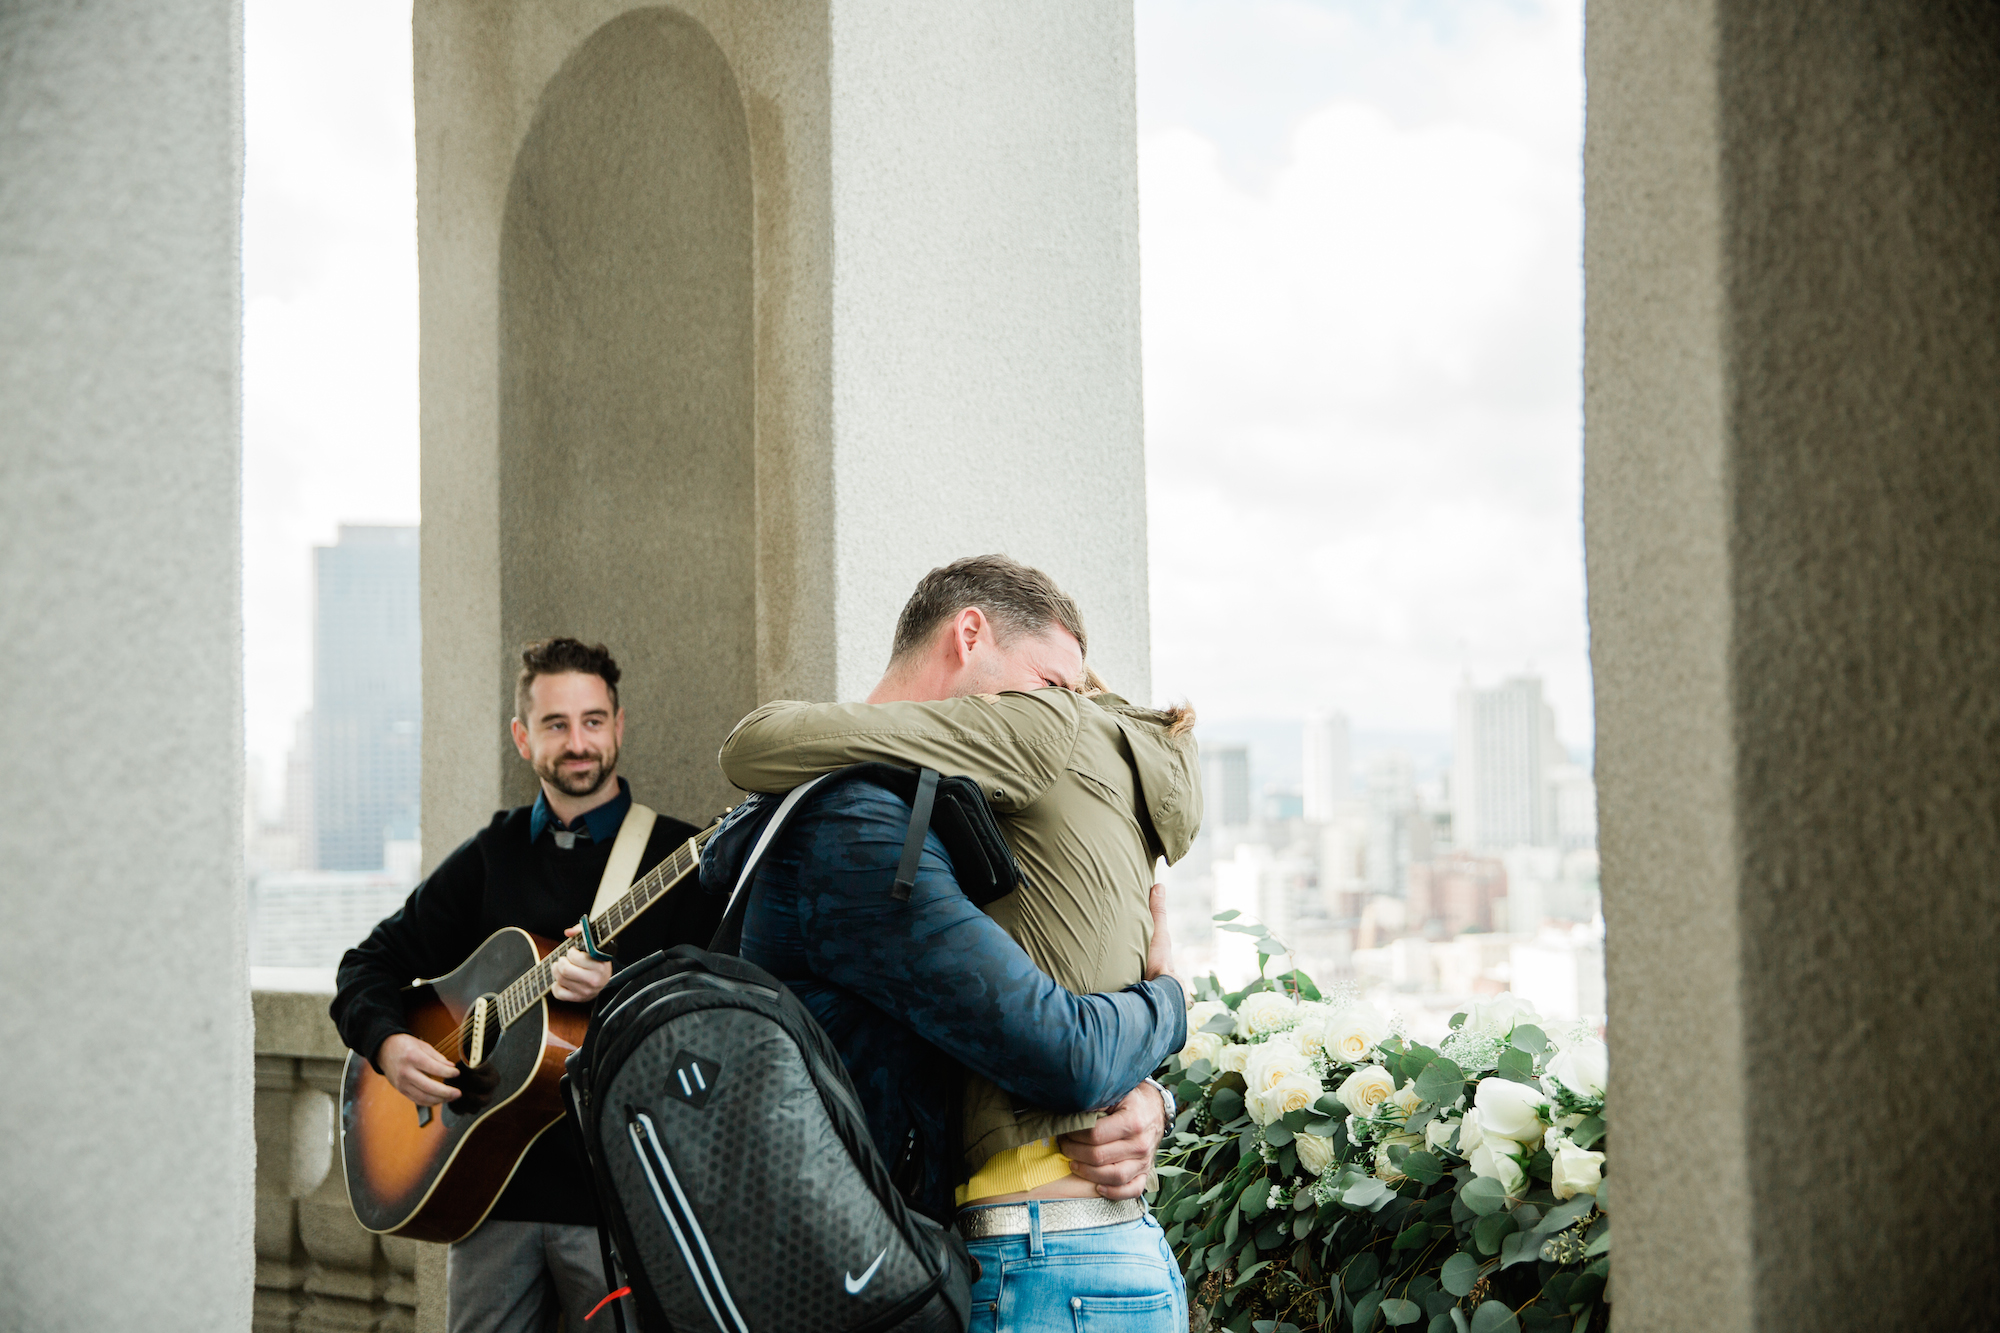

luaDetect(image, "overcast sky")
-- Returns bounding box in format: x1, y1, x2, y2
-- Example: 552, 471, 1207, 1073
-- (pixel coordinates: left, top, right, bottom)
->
241, 0, 1589, 803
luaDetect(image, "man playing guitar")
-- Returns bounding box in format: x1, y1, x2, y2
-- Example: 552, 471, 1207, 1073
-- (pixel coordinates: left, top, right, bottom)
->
330, 638, 722, 1333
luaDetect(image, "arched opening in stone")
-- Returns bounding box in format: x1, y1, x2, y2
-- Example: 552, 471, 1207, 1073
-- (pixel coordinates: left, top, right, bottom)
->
499, 6, 756, 823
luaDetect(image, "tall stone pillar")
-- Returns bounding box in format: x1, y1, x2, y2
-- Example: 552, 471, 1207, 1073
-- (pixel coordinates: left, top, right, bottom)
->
417, 0, 1149, 851
1586, 2, 2000, 1326
0, 1, 251, 1328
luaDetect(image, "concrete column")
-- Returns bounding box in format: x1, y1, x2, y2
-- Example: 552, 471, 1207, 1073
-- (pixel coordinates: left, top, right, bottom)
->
418, 0, 1149, 851
1586, 1, 2000, 1327
0, 1, 251, 1328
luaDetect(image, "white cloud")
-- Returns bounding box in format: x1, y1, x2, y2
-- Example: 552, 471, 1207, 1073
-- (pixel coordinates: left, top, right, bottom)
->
1137, 0, 1589, 744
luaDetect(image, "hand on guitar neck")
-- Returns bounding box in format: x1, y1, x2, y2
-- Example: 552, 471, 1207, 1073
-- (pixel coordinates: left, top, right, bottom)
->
378, 923, 614, 1107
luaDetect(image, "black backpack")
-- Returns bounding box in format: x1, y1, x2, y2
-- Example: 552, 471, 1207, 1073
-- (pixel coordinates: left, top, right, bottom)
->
563, 767, 1018, 1333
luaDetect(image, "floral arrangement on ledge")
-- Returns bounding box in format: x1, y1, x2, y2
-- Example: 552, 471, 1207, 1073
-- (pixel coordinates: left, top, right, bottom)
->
1154, 913, 1610, 1333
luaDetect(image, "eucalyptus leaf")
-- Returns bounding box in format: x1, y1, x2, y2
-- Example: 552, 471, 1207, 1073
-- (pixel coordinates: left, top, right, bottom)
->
1415, 1059, 1467, 1106
1316, 1092, 1346, 1117
1255, 937, 1288, 957
1186, 1059, 1216, 1083
1473, 1211, 1514, 1255
1380, 1298, 1423, 1327
1293, 1213, 1315, 1240
1510, 1024, 1549, 1055
1470, 1300, 1521, 1333
1585, 1226, 1609, 1257
1212, 1087, 1245, 1123
1460, 1176, 1509, 1216
1496, 1048, 1538, 1084
1500, 1229, 1540, 1269
1155, 1163, 1188, 1177
1344, 1251, 1381, 1290
1306, 1117, 1339, 1136
1218, 922, 1269, 937
1568, 1116, 1605, 1151
1439, 1252, 1481, 1297
1429, 1317, 1455, 1333
1400, 1149, 1445, 1185
1231, 1259, 1271, 1288
1451, 1309, 1470, 1333
1352, 1292, 1384, 1333
1530, 1197, 1595, 1237
1263, 1120, 1295, 1147
1213, 909, 1243, 922
1392, 1221, 1431, 1251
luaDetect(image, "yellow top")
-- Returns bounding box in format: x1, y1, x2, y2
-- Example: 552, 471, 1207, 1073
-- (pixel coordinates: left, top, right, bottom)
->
955, 1138, 1074, 1207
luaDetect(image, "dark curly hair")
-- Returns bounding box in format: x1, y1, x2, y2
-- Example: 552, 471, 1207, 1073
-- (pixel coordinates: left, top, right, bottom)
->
514, 637, 621, 720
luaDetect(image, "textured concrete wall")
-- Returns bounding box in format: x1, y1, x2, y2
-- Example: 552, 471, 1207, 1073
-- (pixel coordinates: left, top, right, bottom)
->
0, 1, 252, 1327
497, 9, 758, 818
420, 0, 1149, 849
1587, 1, 2000, 1327
824, 2, 1150, 702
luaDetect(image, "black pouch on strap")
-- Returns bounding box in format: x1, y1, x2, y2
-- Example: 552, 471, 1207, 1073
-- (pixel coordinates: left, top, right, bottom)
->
830, 762, 1024, 908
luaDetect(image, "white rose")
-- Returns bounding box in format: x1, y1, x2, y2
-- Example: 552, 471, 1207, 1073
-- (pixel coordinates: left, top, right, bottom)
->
1469, 1138, 1526, 1196
1187, 999, 1230, 1035
1217, 1043, 1253, 1075
1390, 1081, 1424, 1118
1235, 990, 1301, 1037
1550, 1139, 1605, 1200
1425, 1117, 1458, 1153
1474, 1078, 1548, 1145
1294, 1129, 1337, 1176
1545, 1038, 1609, 1099
1463, 993, 1540, 1039
1456, 1108, 1485, 1154
1179, 1029, 1225, 1070
1335, 1065, 1397, 1118
1247, 1072, 1323, 1126
1243, 1033, 1310, 1093
1320, 1003, 1390, 1064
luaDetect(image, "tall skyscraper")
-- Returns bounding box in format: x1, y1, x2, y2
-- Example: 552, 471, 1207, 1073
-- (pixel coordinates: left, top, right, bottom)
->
1203, 743, 1252, 829
1364, 751, 1423, 895
1301, 710, 1351, 822
313, 525, 421, 872
1452, 674, 1561, 852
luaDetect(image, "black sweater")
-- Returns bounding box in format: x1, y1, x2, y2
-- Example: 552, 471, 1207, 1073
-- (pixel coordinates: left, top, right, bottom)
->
330, 801, 721, 1225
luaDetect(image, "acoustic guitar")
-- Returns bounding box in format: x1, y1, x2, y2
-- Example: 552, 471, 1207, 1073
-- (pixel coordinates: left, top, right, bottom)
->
339, 822, 717, 1242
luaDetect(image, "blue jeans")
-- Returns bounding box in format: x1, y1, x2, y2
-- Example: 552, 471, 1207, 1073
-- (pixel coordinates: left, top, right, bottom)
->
963, 1203, 1187, 1333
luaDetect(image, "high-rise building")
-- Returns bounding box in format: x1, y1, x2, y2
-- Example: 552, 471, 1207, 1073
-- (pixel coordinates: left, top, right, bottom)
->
1452, 675, 1562, 852
1301, 710, 1351, 822
313, 525, 421, 872
1202, 743, 1252, 829
1364, 751, 1425, 895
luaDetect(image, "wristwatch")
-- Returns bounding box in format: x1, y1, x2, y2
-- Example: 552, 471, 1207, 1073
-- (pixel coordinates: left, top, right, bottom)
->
1143, 1076, 1176, 1127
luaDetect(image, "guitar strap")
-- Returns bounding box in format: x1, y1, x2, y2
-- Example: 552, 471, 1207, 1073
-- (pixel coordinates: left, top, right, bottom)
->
591, 802, 658, 919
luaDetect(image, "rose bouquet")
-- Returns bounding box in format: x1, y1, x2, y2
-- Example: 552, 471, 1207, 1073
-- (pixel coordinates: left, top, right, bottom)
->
1154, 915, 1610, 1333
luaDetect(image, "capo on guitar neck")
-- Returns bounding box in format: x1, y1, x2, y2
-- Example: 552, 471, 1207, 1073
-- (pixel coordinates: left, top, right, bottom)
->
576, 914, 617, 962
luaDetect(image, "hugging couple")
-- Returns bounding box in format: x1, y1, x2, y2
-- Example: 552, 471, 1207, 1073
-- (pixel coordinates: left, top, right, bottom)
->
701, 552, 1204, 1332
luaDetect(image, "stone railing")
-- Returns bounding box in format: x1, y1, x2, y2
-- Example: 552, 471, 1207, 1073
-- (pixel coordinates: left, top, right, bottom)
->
253, 980, 445, 1333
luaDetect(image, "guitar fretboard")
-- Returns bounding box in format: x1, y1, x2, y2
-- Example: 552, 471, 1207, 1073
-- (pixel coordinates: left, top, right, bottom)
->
493, 828, 712, 1029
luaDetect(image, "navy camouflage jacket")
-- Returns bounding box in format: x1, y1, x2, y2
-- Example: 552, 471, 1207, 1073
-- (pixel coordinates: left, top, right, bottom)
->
698, 777, 1186, 1221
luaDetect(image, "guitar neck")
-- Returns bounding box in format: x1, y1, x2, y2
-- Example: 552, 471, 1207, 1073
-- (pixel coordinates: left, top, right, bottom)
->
495, 824, 715, 1027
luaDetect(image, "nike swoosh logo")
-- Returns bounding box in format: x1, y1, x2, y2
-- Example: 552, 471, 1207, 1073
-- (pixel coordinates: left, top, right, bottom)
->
844, 1247, 889, 1295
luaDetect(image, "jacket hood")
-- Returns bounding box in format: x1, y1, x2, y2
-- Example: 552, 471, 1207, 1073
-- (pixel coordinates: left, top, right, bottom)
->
1090, 693, 1205, 865
697, 793, 779, 898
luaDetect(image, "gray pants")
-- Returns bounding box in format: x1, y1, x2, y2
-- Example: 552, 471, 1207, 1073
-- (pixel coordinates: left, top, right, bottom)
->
446, 1220, 625, 1333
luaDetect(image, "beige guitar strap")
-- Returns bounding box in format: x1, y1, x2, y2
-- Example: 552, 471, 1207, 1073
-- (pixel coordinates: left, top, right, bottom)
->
590, 803, 658, 918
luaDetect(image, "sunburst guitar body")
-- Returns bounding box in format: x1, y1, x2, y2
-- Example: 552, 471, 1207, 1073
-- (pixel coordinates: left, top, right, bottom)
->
338, 825, 714, 1241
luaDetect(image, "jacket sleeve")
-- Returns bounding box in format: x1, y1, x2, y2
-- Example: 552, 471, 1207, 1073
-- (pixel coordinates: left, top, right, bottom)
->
718, 692, 1082, 815
329, 830, 492, 1071
786, 785, 1186, 1112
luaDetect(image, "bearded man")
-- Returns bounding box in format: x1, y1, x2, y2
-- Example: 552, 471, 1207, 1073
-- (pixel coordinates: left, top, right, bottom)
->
331, 637, 722, 1333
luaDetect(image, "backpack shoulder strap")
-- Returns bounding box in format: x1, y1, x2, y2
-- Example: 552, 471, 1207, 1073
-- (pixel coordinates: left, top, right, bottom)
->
591, 802, 657, 918
708, 776, 832, 955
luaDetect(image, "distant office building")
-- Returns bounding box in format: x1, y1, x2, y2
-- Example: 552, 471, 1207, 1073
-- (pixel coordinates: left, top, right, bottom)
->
1364, 751, 1425, 895
1549, 763, 1598, 851
1452, 675, 1562, 851
313, 525, 421, 872
1407, 852, 1510, 939
1301, 711, 1351, 821
1203, 743, 1251, 829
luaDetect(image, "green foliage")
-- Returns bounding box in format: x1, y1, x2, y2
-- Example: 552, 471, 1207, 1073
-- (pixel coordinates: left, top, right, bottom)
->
1158, 930, 1610, 1333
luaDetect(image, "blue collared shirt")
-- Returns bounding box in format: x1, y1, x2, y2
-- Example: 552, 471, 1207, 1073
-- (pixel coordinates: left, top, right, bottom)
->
529, 776, 632, 846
